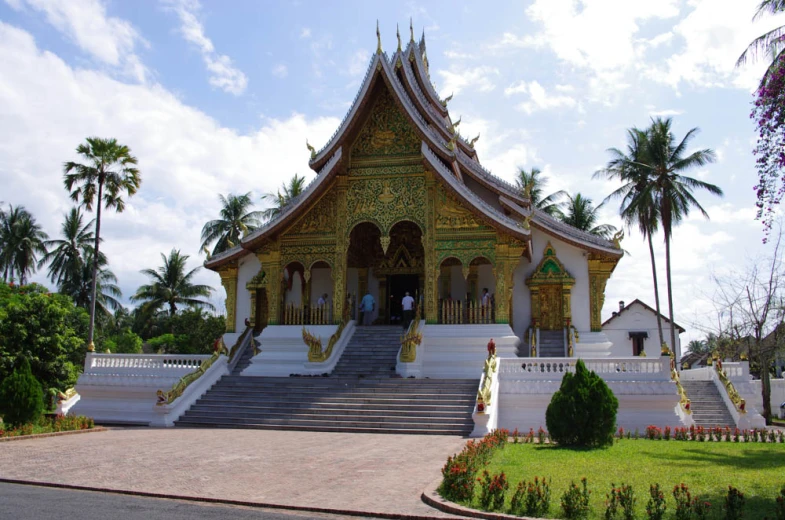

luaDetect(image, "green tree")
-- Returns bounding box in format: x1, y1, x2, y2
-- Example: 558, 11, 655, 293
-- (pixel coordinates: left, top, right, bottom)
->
0, 283, 88, 396
596, 127, 666, 351
0, 205, 48, 285
687, 339, 709, 355
58, 251, 122, 317
558, 193, 618, 239
39, 208, 98, 286
63, 137, 141, 350
131, 249, 214, 317
737, 0, 785, 82
639, 118, 722, 357
105, 329, 143, 354
515, 167, 566, 217
0, 357, 44, 427
261, 174, 307, 221
200, 192, 264, 256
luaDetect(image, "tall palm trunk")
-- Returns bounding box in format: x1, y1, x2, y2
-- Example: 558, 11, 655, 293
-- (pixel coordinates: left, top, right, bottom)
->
647, 233, 665, 350
664, 231, 677, 359
87, 176, 104, 348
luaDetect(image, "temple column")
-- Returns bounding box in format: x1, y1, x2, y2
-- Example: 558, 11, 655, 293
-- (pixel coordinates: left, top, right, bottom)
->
332, 177, 348, 323
257, 247, 282, 326
588, 254, 616, 332
218, 266, 238, 333
424, 172, 438, 323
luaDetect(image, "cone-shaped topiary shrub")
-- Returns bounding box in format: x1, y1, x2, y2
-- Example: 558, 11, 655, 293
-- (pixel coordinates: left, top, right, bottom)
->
0, 357, 44, 427
546, 359, 618, 447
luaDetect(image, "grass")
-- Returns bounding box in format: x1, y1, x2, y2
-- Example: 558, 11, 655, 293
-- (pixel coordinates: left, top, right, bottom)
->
461, 439, 785, 519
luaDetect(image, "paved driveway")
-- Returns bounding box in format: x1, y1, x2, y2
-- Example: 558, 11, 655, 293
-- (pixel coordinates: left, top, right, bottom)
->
0, 428, 468, 518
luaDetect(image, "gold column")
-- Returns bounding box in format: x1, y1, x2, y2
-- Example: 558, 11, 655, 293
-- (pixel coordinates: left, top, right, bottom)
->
424, 171, 438, 323
588, 254, 616, 332
218, 266, 238, 333
495, 240, 525, 325
257, 247, 282, 326
529, 286, 540, 328
332, 177, 348, 323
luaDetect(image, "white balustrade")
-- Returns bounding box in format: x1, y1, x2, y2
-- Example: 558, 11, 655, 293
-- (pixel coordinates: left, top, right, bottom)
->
86, 353, 210, 375
499, 357, 671, 382
720, 362, 749, 380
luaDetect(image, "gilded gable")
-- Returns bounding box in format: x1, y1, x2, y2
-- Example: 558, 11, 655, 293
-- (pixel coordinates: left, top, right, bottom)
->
285, 191, 336, 236
352, 87, 420, 157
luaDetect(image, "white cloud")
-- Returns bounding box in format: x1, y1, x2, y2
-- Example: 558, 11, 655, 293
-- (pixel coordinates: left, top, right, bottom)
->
437, 66, 499, 96
163, 0, 248, 95
0, 22, 338, 305
272, 64, 288, 78
648, 108, 684, 117
504, 81, 528, 96
6, 0, 148, 81
300, 27, 311, 39
511, 81, 578, 114
347, 50, 369, 77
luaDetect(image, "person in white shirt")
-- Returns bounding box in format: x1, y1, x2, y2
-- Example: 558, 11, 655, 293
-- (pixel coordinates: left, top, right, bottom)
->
401, 291, 415, 329
317, 293, 327, 306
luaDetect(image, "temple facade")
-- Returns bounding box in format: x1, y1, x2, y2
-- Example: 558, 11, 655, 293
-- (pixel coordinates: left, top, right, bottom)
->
205, 26, 624, 360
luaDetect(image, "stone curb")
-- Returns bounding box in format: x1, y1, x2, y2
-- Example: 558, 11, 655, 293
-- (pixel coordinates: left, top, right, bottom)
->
0, 478, 464, 520
0, 427, 108, 443
421, 478, 542, 520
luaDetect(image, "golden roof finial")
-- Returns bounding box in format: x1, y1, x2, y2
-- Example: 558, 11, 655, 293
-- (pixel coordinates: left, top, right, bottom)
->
453, 116, 461, 129
376, 20, 382, 54
441, 92, 453, 108
410, 18, 414, 43
306, 139, 316, 160
396, 24, 401, 52
612, 229, 625, 249
469, 133, 480, 148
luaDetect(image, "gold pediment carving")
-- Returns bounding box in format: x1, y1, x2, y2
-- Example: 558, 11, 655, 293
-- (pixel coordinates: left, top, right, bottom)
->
352, 87, 419, 157
435, 187, 485, 230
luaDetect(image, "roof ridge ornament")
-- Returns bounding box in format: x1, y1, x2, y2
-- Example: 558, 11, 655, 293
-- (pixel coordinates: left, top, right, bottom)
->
452, 116, 461, 132
306, 139, 316, 160
612, 229, 624, 249
410, 18, 414, 43
469, 133, 480, 148
441, 92, 453, 108
397, 24, 401, 52
376, 20, 382, 54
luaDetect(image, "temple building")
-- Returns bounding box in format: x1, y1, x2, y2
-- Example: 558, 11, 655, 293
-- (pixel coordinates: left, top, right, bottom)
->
205, 24, 624, 360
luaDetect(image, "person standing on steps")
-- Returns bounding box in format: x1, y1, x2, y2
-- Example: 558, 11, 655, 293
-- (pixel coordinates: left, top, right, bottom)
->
360, 290, 375, 326
401, 291, 415, 330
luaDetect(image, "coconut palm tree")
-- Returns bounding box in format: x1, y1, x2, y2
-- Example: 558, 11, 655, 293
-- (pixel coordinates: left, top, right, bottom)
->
558, 193, 618, 239
515, 167, 567, 217
132, 249, 214, 317
261, 174, 307, 221
200, 192, 264, 256
59, 251, 122, 316
737, 0, 785, 85
635, 117, 722, 356
63, 137, 141, 349
0, 205, 48, 284
39, 208, 101, 286
595, 127, 666, 351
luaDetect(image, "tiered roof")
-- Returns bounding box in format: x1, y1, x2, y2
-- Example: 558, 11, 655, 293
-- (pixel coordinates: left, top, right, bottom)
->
206, 26, 622, 270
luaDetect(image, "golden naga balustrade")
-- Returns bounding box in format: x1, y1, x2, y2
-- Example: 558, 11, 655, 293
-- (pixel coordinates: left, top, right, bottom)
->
399, 303, 423, 363
476, 340, 498, 412
715, 360, 746, 414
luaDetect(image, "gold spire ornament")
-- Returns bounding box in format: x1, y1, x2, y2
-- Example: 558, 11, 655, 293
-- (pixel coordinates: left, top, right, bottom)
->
441, 92, 453, 108
376, 21, 382, 54
410, 18, 414, 43
396, 24, 401, 52
452, 116, 462, 131
306, 139, 316, 160
469, 133, 480, 148
612, 229, 624, 249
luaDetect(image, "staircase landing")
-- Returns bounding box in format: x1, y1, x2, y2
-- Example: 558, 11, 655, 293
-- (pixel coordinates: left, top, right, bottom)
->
680, 380, 735, 428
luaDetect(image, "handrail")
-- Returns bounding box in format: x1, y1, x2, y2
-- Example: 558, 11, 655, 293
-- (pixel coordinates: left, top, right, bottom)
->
715, 361, 746, 414
156, 351, 222, 406
529, 327, 538, 357
400, 303, 423, 362
476, 342, 498, 411
303, 321, 348, 363
226, 326, 254, 373
669, 351, 691, 414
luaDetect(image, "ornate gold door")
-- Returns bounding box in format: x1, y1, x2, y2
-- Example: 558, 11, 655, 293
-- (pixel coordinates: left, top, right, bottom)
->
539, 285, 563, 330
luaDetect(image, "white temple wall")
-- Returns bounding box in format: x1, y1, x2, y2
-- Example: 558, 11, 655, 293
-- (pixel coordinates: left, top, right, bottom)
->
310, 267, 333, 304
603, 301, 682, 359
235, 253, 260, 332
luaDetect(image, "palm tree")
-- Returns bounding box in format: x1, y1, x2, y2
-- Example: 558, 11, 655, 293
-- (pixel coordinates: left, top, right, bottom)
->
0, 205, 48, 284
558, 193, 618, 239
636, 117, 722, 356
261, 174, 307, 221
63, 137, 141, 349
39, 208, 99, 286
200, 192, 264, 256
59, 251, 122, 316
595, 127, 666, 351
515, 167, 567, 217
132, 249, 214, 317
737, 0, 785, 86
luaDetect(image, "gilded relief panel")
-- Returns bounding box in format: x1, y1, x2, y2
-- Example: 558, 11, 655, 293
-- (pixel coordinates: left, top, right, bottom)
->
352, 87, 420, 158
434, 185, 488, 232
285, 191, 337, 236
346, 176, 426, 234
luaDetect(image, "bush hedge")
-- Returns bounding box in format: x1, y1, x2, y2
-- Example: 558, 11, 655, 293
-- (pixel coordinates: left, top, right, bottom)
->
0, 358, 44, 427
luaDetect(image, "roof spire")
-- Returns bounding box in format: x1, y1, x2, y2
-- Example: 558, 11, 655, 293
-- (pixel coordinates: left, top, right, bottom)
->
409, 18, 414, 43
396, 24, 401, 52
376, 20, 382, 54
306, 139, 316, 160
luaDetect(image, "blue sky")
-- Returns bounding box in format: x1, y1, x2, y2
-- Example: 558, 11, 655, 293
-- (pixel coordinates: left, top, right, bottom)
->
1, 0, 783, 343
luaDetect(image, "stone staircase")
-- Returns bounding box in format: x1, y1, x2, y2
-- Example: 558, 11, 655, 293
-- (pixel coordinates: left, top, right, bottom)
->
175, 326, 477, 435
539, 330, 565, 357
680, 380, 736, 428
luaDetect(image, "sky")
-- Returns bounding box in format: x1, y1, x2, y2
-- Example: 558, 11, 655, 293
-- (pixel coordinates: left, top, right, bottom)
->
1, 0, 783, 344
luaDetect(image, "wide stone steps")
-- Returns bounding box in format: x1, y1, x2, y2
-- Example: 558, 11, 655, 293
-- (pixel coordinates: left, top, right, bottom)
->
681, 380, 735, 427
330, 326, 402, 378
539, 331, 565, 357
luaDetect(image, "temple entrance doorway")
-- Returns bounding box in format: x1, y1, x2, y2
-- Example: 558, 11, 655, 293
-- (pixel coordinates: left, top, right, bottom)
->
539, 284, 563, 330
388, 274, 419, 326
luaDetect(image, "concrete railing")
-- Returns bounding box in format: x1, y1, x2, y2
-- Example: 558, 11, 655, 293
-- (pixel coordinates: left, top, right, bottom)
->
85, 353, 210, 374
499, 357, 671, 381
471, 351, 499, 437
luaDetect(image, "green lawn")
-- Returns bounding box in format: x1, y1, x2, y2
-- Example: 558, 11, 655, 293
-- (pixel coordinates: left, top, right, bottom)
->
462, 440, 785, 519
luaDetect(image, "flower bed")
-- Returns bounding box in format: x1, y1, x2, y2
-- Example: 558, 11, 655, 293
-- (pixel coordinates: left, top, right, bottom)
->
0, 415, 94, 438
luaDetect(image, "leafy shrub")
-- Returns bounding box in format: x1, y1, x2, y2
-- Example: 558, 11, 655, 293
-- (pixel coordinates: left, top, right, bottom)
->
561, 477, 591, 520
0, 358, 44, 426
477, 470, 508, 511
724, 486, 744, 520
546, 359, 619, 447
646, 484, 667, 520
106, 329, 143, 354
439, 430, 508, 502
146, 333, 188, 353
673, 483, 711, 520
510, 476, 551, 517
